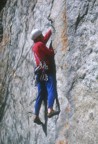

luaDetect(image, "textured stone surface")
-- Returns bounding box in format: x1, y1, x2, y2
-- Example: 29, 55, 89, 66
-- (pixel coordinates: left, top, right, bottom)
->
66, 0, 98, 143
0, 0, 98, 144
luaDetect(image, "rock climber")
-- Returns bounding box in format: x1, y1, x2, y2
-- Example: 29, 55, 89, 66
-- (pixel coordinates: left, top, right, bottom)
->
31, 28, 58, 124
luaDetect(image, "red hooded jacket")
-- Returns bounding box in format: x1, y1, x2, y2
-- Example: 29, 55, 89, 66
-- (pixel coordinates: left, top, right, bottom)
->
32, 30, 54, 67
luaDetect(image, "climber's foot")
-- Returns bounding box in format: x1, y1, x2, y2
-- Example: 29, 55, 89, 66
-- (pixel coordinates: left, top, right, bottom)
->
47, 110, 59, 118
34, 116, 42, 125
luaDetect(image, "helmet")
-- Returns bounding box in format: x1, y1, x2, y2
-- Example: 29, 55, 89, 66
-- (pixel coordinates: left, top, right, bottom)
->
30, 29, 42, 40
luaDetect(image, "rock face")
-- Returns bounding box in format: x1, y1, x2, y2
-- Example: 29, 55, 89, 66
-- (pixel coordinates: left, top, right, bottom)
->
0, 0, 98, 144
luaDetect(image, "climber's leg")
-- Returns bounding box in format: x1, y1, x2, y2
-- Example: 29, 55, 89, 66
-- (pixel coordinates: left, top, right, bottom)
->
34, 80, 47, 124
45, 73, 57, 116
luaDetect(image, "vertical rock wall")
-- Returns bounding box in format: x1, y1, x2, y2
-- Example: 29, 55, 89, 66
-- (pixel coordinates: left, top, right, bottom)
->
66, 0, 98, 143
0, 0, 98, 144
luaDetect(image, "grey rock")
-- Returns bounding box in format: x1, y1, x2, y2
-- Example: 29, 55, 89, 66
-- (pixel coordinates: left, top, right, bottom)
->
0, 0, 98, 144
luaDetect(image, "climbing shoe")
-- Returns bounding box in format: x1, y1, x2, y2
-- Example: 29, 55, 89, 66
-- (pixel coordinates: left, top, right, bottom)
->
47, 110, 59, 118
34, 117, 42, 125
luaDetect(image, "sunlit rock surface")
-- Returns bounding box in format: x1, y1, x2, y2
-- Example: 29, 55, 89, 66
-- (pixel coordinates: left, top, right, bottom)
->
0, 0, 98, 144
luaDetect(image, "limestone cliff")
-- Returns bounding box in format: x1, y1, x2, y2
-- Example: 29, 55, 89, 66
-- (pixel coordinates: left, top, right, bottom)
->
0, 0, 98, 144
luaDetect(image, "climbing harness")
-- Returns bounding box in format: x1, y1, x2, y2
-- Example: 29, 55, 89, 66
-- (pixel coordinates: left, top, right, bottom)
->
34, 53, 49, 82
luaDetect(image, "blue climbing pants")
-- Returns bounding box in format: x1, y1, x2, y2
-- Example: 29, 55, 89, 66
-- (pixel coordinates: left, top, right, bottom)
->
35, 73, 57, 116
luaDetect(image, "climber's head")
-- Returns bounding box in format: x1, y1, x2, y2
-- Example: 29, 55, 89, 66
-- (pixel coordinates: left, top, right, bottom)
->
31, 29, 43, 42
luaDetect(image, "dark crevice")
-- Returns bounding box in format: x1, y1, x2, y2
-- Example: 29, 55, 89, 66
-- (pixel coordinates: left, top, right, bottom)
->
0, 0, 7, 42
93, 0, 96, 7
88, 0, 96, 9
0, 18, 3, 42
47, 0, 56, 39
0, 53, 12, 122
0, 81, 9, 122
75, 3, 89, 31
0, 0, 7, 12
31, 0, 38, 12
